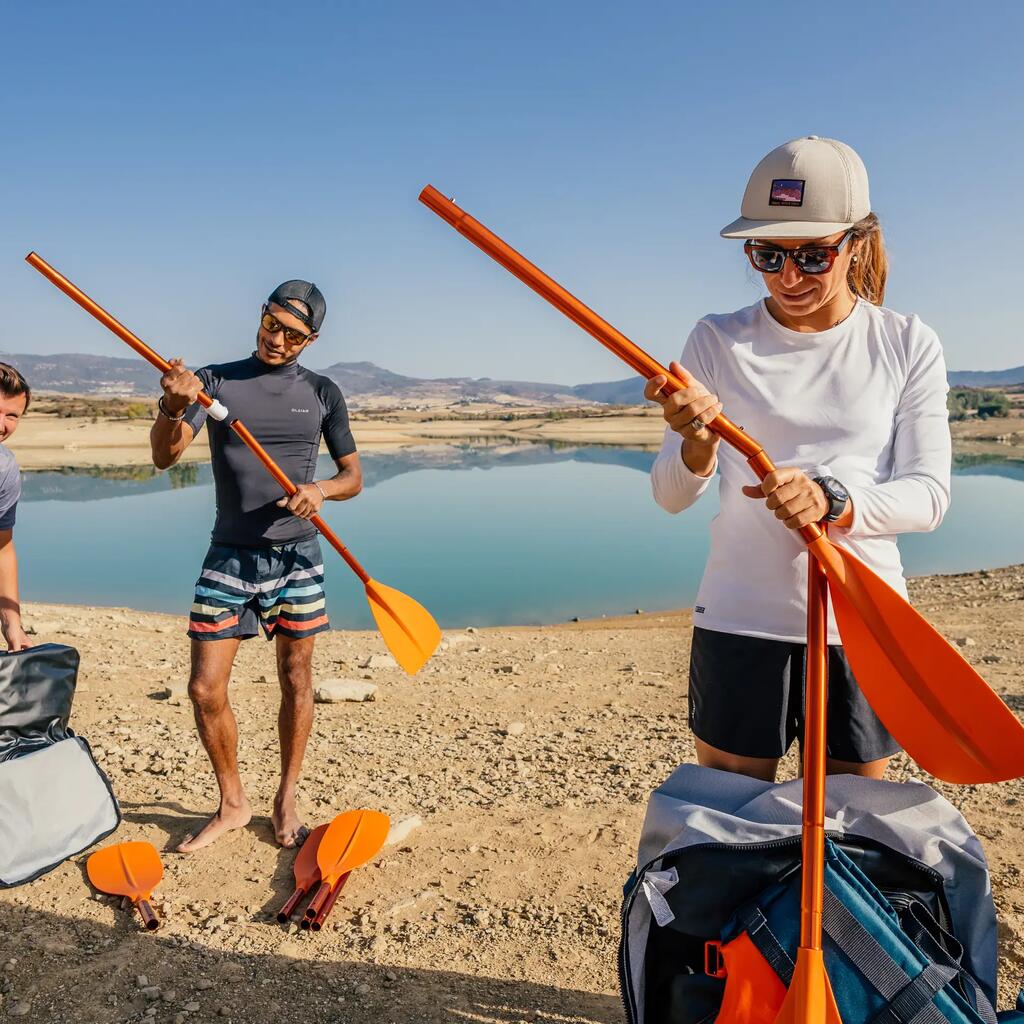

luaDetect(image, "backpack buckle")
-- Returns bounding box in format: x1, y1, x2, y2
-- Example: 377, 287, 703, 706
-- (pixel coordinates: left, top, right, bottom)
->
704, 940, 726, 978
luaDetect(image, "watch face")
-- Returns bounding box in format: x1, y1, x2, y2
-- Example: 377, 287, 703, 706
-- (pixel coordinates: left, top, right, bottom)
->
827, 477, 849, 503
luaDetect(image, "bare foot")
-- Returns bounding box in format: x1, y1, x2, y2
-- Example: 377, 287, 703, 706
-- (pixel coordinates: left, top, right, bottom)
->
176, 800, 252, 853
272, 793, 308, 849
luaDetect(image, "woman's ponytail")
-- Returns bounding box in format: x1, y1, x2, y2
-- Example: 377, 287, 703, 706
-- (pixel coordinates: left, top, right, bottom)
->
848, 213, 888, 306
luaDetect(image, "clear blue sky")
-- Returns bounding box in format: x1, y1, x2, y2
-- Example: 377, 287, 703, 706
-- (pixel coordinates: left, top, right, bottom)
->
5, 1, 1022, 382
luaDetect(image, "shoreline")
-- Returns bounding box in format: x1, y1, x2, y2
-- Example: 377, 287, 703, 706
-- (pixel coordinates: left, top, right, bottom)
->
22, 561, 1024, 636
11, 406, 1024, 471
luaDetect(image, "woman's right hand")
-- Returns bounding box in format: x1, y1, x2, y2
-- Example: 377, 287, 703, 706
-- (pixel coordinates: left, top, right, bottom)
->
159, 358, 203, 415
644, 361, 723, 445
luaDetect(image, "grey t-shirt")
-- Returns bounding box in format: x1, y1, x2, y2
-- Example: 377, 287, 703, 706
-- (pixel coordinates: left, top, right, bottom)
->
0, 445, 21, 531
182, 354, 357, 547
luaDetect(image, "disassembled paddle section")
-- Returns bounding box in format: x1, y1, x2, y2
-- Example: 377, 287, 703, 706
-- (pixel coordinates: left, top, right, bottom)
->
25, 252, 441, 675
86, 841, 164, 931
774, 540, 843, 1024
274, 811, 388, 933
419, 185, 1024, 784
277, 823, 329, 923
305, 809, 390, 922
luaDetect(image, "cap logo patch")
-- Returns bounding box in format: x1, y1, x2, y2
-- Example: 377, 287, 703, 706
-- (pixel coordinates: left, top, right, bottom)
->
769, 178, 805, 207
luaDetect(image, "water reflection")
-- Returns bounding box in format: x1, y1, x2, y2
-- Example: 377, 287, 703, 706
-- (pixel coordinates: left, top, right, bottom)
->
21, 443, 1024, 503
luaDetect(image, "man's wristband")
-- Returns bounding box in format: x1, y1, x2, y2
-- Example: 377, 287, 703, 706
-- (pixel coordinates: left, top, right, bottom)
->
313, 482, 328, 502
157, 396, 186, 421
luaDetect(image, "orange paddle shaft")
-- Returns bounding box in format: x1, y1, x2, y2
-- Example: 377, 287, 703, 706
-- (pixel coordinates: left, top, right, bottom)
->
25, 252, 370, 584
418, 186, 821, 548
802, 539, 829, 952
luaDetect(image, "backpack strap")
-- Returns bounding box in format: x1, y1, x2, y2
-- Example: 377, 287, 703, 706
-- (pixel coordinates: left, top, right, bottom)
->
822, 886, 997, 1024
901, 901, 996, 1019
736, 905, 795, 987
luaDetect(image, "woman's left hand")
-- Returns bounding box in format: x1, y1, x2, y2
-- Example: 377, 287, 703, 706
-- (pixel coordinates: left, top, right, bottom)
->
741, 468, 829, 530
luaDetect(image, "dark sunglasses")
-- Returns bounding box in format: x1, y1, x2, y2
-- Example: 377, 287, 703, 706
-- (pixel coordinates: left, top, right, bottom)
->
744, 231, 853, 275
261, 307, 314, 345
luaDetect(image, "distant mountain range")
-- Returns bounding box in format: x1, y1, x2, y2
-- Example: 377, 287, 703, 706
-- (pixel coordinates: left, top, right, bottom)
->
6, 351, 1022, 405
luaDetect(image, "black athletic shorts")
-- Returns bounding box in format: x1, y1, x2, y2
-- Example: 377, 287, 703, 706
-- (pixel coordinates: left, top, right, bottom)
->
688, 626, 899, 763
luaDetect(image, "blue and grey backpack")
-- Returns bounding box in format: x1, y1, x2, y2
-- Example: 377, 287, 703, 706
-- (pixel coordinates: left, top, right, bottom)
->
621, 765, 1023, 1024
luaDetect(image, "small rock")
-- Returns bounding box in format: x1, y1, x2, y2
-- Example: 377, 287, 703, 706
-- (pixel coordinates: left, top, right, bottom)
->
955, 637, 977, 648
385, 815, 423, 846
545, 663, 563, 675
361, 653, 398, 670
10, 1003, 30, 1018
505, 722, 526, 737
471, 910, 490, 926
218, 1007, 232, 1017
982, 654, 1002, 664
136, 975, 150, 989
141, 986, 162, 1001
354, 983, 371, 997
195, 979, 215, 991
314, 680, 378, 703
155, 683, 189, 706
184, 1002, 201, 1012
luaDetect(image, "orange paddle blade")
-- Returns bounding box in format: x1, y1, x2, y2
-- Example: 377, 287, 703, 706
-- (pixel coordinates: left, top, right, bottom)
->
810, 537, 1024, 783
315, 809, 390, 887
87, 841, 163, 900
365, 579, 441, 675
87, 842, 163, 931
773, 949, 843, 1024
292, 824, 328, 890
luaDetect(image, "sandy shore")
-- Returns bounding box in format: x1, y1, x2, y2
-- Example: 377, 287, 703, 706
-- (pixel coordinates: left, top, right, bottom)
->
11, 405, 1024, 470
2, 565, 1023, 1022
10, 407, 667, 470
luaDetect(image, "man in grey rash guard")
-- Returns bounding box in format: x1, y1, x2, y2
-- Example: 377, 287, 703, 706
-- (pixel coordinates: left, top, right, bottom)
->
150, 280, 362, 852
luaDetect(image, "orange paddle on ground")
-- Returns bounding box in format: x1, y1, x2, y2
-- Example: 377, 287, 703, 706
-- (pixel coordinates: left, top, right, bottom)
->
277, 823, 328, 923
773, 540, 843, 1024
305, 809, 390, 920
419, 185, 1024, 785
25, 252, 441, 675
86, 841, 163, 931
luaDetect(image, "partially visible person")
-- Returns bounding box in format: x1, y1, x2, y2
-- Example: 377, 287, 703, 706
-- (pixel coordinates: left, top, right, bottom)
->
0, 364, 31, 652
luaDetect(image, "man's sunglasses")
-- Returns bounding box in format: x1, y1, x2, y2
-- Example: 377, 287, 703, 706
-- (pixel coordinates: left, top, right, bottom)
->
744, 231, 853, 275
261, 307, 314, 345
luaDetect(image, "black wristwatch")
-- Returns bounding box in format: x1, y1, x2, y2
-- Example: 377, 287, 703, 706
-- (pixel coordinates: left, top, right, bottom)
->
813, 476, 849, 522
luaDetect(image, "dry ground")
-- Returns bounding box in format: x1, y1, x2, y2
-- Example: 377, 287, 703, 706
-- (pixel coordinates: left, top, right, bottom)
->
2, 565, 1023, 1023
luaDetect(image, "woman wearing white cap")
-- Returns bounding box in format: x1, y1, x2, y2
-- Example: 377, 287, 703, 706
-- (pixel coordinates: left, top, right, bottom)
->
646, 136, 951, 782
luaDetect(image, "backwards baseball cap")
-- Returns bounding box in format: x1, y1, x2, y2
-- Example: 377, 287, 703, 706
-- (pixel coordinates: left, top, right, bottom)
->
267, 280, 327, 332
720, 136, 871, 240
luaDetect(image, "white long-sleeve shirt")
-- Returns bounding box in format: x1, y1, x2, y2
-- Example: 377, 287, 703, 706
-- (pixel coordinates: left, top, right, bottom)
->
651, 298, 951, 643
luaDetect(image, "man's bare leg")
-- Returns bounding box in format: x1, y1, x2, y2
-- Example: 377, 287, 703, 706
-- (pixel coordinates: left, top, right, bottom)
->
177, 636, 253, 853
272, 633, 316, 848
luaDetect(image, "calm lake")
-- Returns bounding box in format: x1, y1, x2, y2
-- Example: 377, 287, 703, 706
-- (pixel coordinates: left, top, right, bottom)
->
17, 446, 1024, 629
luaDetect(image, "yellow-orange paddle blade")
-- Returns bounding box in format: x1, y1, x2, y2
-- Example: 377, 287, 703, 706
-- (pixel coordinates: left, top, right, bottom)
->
773, 949, 843, 1024
315, 809, 390, 886
306, 809, 391, 919
86, 842, 163, 931
810, 537, 1024, 783
365, 578, 442, 675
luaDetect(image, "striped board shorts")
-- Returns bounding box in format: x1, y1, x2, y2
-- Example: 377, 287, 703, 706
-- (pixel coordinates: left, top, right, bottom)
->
188, 537, 330, 642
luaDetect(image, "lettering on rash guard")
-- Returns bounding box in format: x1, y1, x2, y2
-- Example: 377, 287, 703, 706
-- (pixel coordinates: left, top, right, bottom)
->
650, 299, 951, 644
182, 355, 357, 547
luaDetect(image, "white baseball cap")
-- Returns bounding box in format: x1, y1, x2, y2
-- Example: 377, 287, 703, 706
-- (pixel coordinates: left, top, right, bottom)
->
720, 136, 871, 240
